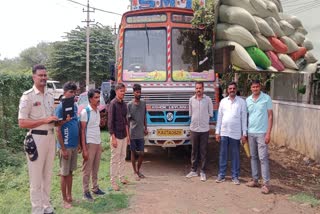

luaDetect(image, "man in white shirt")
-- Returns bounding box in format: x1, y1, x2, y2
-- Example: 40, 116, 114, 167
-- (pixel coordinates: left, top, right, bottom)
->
186, 82, 213, 181
215, 82, 247, 185
80, 89, 105, 201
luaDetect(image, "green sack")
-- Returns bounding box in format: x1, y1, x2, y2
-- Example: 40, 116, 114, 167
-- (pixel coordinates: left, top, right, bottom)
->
246, 46, 271, 69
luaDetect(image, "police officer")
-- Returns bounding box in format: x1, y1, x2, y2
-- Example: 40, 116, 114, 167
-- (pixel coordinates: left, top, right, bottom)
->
18, 64, 59, 214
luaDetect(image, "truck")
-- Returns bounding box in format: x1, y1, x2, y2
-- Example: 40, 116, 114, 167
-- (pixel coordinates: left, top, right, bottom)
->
114, 0, 219, 156
46, 80, 64, 101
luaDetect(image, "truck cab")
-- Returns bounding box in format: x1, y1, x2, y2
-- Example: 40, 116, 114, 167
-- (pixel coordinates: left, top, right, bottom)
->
47, 80, 63, 101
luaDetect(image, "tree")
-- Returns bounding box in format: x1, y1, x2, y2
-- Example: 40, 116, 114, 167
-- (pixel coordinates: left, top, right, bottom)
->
48, 25, 115, 87
20, 42, 53, 68
0, 57, 29, 74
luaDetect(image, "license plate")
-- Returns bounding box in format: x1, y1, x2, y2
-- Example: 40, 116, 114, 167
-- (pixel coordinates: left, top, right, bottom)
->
157, 129, 183, 136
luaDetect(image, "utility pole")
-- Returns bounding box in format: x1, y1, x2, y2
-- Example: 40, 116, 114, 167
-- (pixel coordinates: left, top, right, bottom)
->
83, 0, 95, 91
113, 22, 117, 35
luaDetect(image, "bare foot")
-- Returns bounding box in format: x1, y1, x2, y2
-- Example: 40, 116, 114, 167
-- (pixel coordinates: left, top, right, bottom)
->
63, 201, 72, 209
134, 173, 141, 181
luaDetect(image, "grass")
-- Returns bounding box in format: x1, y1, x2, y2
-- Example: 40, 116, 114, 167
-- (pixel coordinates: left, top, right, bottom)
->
0, 131, 129, 213
289, 192, 320, 207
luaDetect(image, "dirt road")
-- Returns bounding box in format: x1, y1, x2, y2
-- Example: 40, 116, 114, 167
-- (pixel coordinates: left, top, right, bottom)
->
119, 143, 320, 214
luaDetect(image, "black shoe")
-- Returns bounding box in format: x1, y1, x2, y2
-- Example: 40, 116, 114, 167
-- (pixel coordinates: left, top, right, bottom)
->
92, 188, 105, 195
83, 192, 94, 202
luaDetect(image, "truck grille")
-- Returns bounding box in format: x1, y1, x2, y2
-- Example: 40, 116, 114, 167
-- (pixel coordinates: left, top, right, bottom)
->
124, 91, 216, 125
124, 92, 216, 105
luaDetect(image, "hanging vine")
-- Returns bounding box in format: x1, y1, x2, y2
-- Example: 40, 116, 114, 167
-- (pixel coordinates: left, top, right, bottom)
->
191, 0, 215, 55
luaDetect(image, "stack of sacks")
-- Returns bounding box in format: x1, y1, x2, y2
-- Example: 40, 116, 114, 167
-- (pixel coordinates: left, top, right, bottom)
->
216, 0, 318, 73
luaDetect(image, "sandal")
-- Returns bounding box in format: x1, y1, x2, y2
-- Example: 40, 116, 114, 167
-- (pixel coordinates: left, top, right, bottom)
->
138, 172, 145, 178
246, 180, 260, 187
261, 185, 270, 194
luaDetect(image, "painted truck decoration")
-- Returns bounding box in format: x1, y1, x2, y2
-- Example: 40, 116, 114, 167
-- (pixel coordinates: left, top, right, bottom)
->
215, 0, 318, 73
116, 1, 219, 148
131, 0, 205, 10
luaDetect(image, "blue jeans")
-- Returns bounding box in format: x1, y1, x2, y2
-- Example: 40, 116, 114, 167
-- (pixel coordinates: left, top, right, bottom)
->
218, 136, 240, 179
248, 133, 270, 185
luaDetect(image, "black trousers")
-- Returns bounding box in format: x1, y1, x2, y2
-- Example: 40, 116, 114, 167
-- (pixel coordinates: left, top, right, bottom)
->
190, 131, 209, 173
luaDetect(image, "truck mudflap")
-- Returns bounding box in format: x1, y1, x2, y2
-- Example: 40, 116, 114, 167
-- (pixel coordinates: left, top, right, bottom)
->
145, 125, 216, 147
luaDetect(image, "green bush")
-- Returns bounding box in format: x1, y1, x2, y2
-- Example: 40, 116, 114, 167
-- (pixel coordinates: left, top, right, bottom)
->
0, 73, 33, 170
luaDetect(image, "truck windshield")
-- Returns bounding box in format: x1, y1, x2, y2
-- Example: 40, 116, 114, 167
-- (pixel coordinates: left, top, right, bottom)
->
172, 28, 214, 82
122, 28, 167, 81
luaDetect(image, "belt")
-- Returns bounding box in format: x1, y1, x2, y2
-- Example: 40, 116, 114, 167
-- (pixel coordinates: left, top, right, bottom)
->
31, 129, 54, 135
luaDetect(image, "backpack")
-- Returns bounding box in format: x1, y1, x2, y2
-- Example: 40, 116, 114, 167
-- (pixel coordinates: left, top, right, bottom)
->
84, 106, 91, 144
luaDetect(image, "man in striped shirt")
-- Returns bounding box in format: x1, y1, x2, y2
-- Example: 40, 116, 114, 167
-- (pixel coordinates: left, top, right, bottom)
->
186, 82, 213, 181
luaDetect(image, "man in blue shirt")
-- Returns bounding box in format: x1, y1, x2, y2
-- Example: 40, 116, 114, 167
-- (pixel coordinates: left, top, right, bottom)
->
55, 82, 79, 208
246, 80, 273, 194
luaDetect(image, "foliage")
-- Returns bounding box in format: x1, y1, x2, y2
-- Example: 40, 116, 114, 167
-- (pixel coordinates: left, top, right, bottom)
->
191, 0, 215, 54
298, 84, 306, 94
0, 57, 30, 74
0, 73, 33, 154
0, 42, 53, 74
219, 72, 277, 96
19, 42, 54, 68
0, 131, 130, 213
48, 25, 115, 87
289, 193, 320, 207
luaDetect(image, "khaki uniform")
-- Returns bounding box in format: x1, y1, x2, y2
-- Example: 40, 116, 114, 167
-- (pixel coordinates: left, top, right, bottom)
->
18, 85, 55, 214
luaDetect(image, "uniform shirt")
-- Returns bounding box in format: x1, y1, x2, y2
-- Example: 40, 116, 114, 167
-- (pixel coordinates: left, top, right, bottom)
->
246, 92, 272, 134
18, 85, 55, 130
108, 98, 128, 139
128, 100, 146, 139
80, 104, 101, 144
189, 94, 213, 132
215, 96, 247, 140
55, 103, 79, 148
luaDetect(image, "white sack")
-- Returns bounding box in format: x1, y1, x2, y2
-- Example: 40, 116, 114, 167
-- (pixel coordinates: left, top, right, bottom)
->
280, 36, 299, 53
279, 20, 295, 36
289, 31, 305, 45
251, 0, 281, 20
254, 16, 275, 37
215, 40, 257, 70
254, 34, 274, 51
302, 63, 318, 73
303, 39, 314, 50
304, 52, 318, 64
216, 23, 258, 47
221, 0, 257, 15
296, 26, 308, 35
265, 17, 285, 37
267, 0, 283, 12
219, 5, 260, 33
278, 53, 299, 70
281, 14, 303, 29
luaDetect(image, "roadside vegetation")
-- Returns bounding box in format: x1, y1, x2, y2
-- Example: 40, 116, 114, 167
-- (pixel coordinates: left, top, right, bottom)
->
290, 193, 320, 207
0, 131, 129, 213
0, 24, 121, 213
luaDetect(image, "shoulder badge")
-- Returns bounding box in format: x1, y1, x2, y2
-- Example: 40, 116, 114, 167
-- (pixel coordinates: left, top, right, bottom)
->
23, 88, 34, 95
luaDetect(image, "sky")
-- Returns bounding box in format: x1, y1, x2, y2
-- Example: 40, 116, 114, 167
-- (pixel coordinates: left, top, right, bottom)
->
0, 0, 130, 59
0, 0, 319, 60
